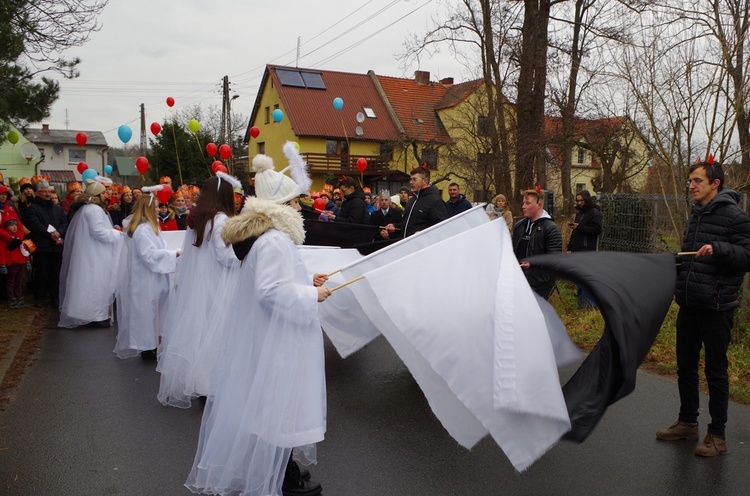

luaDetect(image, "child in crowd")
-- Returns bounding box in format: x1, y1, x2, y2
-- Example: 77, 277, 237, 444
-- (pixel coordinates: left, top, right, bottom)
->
0, 219, 30, 309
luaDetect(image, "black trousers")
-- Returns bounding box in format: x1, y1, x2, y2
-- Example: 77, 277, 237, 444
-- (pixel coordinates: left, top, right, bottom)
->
676, 306, 733, 436
32, 251, 62, 302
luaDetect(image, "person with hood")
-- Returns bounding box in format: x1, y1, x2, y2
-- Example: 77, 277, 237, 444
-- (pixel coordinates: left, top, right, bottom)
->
15, 178, 35, 224
114, 190, 179, 360
321, 176, 367, 224
566, 189, 602, 308
58, 179, 123, 328
445, 182, 472, 217
24, 179, 68, 308
185, 149, 331, 496
512, 188, 562, 299
656, 157, 750, 457
399, 167, 448, 238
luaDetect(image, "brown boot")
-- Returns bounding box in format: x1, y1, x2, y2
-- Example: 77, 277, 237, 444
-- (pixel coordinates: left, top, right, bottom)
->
656, 420, 699, 441
694, 433, 727, 457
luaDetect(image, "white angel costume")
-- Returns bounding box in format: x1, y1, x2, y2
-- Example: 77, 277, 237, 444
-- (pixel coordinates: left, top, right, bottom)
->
157, 213, 240, 408
186, 198, 325, 496
114, 221, 177, 358
58, 202, 123, 328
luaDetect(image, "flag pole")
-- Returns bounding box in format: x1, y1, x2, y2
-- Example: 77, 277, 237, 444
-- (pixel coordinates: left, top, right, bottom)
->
330, 275, 363, 292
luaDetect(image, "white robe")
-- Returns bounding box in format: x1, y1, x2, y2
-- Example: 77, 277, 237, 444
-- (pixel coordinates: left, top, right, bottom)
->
186, 229, 325, 496
157, 214, 240, 408
58, 203, 123, 327
114, 222, 177, 358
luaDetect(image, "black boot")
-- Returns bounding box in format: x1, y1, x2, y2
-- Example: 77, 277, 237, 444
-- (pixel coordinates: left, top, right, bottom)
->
282, 459, 321, 496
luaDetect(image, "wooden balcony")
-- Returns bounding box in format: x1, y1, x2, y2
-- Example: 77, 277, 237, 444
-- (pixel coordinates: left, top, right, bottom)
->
302, 153, 391, 176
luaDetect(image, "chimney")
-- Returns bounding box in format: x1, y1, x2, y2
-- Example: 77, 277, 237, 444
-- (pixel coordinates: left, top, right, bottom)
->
440, 77, 454, 85
414, 70, 430, 85
42, 124, 50, 133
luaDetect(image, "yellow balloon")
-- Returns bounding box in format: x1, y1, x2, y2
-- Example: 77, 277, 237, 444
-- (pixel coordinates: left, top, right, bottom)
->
293, 141, 300, 150
188, 119, 200, 133
7, 131, 19, 144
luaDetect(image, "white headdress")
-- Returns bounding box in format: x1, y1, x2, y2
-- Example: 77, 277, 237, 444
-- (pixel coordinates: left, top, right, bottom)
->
282, 141, 312, 194
141, 185, 161, 206
216, 171, 242, 191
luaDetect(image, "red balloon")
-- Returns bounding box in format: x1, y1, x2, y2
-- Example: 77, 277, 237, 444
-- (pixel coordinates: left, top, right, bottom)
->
215, 163, 228, 174
313, 198, 327, 211
249, 126, 260, 139
219, 144, 232, 160
150, 122, 161, 135
76, 161, 88, 174
356, 157, 368, 172
75, 132, 87, 147
135, 156, 149, 174
166, 96, 175, 107
211, 160, 224, 173
156, 184, 172, 204
206, 142, 218, 156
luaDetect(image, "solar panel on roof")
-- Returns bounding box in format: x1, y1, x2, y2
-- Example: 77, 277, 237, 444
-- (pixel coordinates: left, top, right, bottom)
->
301, 72, 326, 89
277, 69, 305, 87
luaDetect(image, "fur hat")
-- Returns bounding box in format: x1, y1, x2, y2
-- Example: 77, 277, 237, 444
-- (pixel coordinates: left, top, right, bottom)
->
66, 181, 82, 193
84, 178, 105, 196
252, 154, 300, 204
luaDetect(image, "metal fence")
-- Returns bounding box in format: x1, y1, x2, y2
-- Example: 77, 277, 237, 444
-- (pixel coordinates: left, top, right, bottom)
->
597, 193, 749, 254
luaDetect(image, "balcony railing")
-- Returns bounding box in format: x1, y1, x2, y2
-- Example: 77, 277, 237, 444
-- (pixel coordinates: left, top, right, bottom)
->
302, 153, 391, 175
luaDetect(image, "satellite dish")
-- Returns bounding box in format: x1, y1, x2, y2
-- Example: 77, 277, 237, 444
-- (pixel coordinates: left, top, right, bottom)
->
355, 126, 364, 137
356, 112, 365, 123
20, 142, 41, 163
53, 143, 64, 154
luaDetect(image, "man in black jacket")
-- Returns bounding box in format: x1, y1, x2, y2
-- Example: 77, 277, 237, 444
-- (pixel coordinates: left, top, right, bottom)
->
401, 168, 447, 238
24, 180, 68, 308
512, 189, 562, 299
322, 176, 367, 224
445, 182, 472, 218
371, 190, 402, 239
656, 159, 750, 457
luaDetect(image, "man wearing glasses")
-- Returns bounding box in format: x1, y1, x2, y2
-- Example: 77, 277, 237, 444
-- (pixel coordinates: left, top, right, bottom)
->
656, 158, 750, 457
399, 167, 447, 238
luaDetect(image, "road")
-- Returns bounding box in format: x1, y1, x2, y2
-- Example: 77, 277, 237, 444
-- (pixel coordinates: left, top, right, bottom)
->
1, 320, 749, 495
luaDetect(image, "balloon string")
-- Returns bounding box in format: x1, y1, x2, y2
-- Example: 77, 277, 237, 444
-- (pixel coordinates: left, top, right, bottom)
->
171, 119, 184, 186
192, 134, 212, 177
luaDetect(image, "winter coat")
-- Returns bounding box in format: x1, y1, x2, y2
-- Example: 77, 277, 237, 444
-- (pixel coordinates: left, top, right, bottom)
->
402, 185, 448, 237
512, 213, 563, 296
335, 187, 368, 224
0, 226, 28, 266
24, 196, 68, 253
445, 194, 472, 218
675, 189, 750, 311
370, 207, 402, 228
567, 200, 602, 252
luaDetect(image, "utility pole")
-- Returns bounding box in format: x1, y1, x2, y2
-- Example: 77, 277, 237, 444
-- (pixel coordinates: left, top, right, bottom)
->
140, 103, 146, 154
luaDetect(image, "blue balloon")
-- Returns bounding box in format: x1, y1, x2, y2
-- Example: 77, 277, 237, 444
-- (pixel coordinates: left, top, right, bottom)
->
272, 109, 284, 123
118, 125, 133, 143
104, 164, 113, 175
82, 169, 98, 182
332, 97, 344, 111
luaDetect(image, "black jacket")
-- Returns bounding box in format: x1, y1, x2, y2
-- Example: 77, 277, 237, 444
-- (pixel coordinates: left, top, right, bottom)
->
335, 187, 368, 224
512, 214, 563, 296
445, 194, 472, 218
25, 196, 68, 253
402, 185, 448, 237
370, 207, 402, 228
567, 202, 602, 252
675, 189, 750, 311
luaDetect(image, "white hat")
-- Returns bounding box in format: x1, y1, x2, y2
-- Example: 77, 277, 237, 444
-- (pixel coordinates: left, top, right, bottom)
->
84, 178, 105, 196
252, 154, 300, 204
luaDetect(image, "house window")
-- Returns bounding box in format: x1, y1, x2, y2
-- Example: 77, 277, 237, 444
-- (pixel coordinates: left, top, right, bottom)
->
421, 147, 438, 170
69, 149, 85, 164
379, 142, 393, 160
326, 140, 338, 155
264, 107, 270, 124
576, 148, 585, 165
576, 183, 586, 193
257, 142, 265, 155
477, 115, 490, 136
363, 107, 376, 119
477, 152, 492, 172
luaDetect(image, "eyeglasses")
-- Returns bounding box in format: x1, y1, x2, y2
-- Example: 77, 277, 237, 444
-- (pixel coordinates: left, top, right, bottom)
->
686, 177, 711, 187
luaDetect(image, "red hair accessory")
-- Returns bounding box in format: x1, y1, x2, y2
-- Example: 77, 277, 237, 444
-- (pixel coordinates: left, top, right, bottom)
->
696, 157, 702, 163
421, 162, 428, 170
707, 153, 714, 164
536, 185, 542, 194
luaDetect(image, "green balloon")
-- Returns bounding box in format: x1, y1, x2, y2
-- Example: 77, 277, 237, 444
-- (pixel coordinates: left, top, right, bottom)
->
188, 119, 200, 133
7, 131, 19, 144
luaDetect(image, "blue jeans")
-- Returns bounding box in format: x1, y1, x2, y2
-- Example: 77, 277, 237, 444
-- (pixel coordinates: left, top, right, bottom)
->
576, 284, 597, 309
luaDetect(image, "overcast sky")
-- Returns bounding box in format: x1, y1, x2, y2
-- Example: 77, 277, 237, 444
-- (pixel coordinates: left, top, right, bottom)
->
43, 0, 467, 146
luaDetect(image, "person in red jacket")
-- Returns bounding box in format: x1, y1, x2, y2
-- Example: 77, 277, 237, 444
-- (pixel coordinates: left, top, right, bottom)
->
0, 219, 30, 308
157, 202, 178, 231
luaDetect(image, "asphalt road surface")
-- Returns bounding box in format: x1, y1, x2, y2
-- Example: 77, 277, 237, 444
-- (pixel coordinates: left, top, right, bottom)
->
1, 320, 750, 495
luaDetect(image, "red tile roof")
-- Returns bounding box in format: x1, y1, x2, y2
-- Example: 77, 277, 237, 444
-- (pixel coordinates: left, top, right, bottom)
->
436, 79, 484, 110
375, 75, 453, 144
261, 65, 401, 141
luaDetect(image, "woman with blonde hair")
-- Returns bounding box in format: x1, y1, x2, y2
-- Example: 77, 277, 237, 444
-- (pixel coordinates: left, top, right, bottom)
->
487, 194, 513, 230
115, 191, 179, 360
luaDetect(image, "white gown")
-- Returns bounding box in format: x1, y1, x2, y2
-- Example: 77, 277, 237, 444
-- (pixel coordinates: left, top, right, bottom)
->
58, 203, 123, 327
185, 229, 325, 496
157, 214, 240, 408
114, 222, 177, 358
